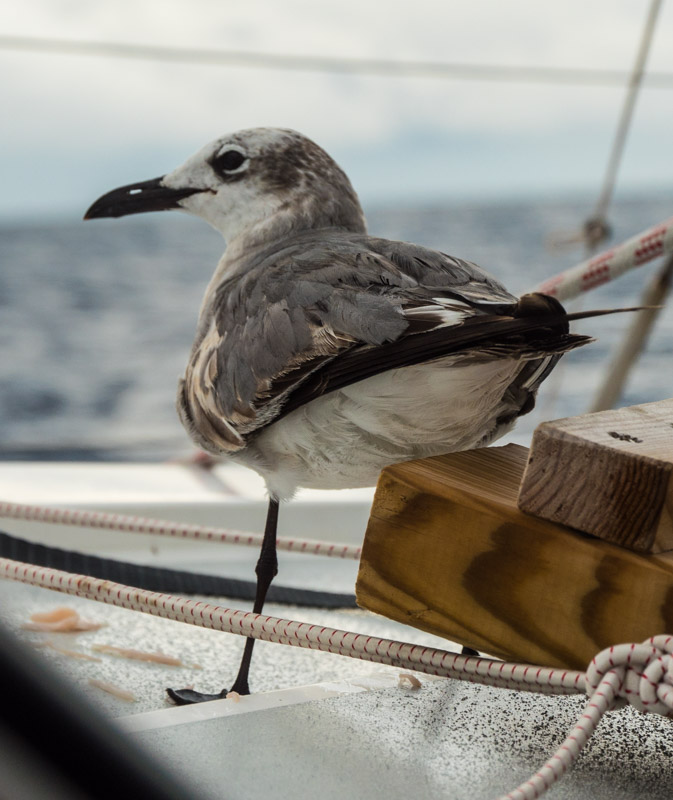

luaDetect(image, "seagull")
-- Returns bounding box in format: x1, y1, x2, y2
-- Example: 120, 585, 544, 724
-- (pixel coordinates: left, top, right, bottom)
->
85, 127, 619, 704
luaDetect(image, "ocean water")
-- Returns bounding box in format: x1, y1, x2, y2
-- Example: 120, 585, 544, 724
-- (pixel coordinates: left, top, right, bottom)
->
1, 193, 671, 461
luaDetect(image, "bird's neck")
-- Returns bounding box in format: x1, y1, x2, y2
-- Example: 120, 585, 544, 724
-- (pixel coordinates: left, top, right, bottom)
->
196, 195, 366, 326
226, 195, 365, 260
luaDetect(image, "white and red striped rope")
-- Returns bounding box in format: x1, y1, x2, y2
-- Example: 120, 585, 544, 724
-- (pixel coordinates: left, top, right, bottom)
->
499, 637, 673, 800
2, 556, 672, 800
0, 500, 361, 560
534, 216, 673, 302
0, 557, 584, 693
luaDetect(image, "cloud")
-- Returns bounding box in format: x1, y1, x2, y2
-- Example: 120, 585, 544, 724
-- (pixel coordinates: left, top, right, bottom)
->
1, 0, 672, 218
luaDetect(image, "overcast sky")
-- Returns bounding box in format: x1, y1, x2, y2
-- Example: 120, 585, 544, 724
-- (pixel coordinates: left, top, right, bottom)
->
1, 0, 672, 220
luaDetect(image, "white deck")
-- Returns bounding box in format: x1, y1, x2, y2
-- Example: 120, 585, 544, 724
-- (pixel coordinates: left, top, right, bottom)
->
1, 461, 672, 799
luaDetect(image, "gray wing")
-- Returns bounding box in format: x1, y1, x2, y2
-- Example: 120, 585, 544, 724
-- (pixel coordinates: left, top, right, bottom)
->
177, 234, 524, 453
366, 236, 517, 306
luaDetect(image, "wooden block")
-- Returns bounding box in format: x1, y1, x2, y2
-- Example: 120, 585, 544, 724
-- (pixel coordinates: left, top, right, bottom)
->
518, 398, 673, 553
355, 444, 673, 669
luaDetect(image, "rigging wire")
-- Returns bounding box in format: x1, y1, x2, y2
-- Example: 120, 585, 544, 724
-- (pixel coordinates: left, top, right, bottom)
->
592, 0, 664, 222
587, 0, 665, 412
1, 33, 673, 88
537, 0, 664, 418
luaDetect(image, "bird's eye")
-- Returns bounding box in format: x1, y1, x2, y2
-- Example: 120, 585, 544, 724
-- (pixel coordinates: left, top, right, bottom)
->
212, 149, 247, 176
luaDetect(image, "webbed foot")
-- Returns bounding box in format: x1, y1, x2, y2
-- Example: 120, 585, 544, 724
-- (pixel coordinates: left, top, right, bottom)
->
166, 687, 229, 705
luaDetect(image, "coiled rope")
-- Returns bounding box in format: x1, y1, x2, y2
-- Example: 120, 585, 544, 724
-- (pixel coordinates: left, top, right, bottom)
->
499, 638, 673, 800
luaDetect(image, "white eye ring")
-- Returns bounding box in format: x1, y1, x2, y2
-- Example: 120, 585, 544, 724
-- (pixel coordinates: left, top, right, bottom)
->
211, 146, 248, 177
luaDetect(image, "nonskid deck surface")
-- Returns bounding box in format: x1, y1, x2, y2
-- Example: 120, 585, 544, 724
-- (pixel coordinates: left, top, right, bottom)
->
6, 578, 673, 800
2, 461, 673, 798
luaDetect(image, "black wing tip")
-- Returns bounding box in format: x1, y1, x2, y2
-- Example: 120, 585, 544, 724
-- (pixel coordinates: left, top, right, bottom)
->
564, 305, 652, 323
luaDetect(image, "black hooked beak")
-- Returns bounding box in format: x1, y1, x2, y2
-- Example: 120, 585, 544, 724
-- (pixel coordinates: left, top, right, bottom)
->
84, 176, 203, 220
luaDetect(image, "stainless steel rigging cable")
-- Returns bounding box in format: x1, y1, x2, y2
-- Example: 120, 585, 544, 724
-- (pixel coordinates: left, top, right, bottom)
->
589, 0, 666, 412
592, 0, 664, 223
1, 32, 673, 87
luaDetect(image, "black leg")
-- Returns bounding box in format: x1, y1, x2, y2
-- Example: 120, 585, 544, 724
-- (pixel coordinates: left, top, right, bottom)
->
167, 497, 280, 705
227, 497, 279, 695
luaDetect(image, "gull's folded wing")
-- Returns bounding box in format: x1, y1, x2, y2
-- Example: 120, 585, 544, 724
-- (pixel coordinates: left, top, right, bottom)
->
178, 235, 620, 450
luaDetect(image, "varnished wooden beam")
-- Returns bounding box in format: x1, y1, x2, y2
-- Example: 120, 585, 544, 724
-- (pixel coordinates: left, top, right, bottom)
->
356, 444, 673, 669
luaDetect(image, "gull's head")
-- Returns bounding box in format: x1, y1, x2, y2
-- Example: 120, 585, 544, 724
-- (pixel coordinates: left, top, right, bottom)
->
84, 128, 366, 245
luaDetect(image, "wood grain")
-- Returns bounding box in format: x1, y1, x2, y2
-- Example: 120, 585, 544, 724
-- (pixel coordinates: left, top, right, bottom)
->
518, 398, 673, 553
356, 444, 673, 669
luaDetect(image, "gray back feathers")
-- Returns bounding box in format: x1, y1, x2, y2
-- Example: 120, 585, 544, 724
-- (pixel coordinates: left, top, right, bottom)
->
177, 229, 526, 452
